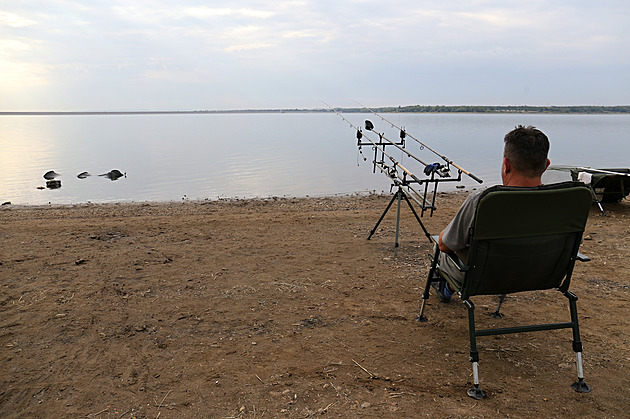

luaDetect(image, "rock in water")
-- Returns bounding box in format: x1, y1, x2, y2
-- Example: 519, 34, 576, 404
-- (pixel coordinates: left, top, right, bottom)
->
43, 170, 60, 180
100, 169, 125, 181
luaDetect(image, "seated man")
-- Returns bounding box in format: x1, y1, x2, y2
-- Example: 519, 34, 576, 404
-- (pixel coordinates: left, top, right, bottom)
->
433, 125, 551, 302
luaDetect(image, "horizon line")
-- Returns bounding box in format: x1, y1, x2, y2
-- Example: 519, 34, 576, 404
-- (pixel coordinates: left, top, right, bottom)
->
2, 104, 630, 116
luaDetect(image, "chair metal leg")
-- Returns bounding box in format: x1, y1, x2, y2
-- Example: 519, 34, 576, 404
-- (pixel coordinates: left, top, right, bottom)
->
467, 362, 485, 400
416, 299, 429, 322
466, 300, 486, 399
416, 245, 440, 322
571, 352, 591, 393
491, 294, 506, 318
565, 291, 592, 393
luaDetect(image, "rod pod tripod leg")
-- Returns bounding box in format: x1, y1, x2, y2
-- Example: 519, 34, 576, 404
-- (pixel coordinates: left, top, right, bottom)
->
367, 186, 433, 255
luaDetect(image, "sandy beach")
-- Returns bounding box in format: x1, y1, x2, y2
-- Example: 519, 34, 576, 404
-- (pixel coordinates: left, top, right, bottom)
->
1, 192, 628, 418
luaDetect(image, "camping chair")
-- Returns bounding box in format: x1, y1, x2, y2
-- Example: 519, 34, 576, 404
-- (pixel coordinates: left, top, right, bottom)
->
570, 168, 630, 213
417, 181, 593, 399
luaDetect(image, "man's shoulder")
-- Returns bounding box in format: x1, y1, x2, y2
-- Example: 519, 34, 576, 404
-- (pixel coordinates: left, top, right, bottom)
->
462, 188, 486, 206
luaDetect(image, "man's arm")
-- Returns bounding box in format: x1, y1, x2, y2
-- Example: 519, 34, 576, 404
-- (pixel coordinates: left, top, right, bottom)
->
438, 190, 482, 254
438, 230, 452, 253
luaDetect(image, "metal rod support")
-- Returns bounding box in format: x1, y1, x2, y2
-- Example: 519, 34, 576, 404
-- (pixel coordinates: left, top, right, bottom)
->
475, 321, 575, 337
394, 188, 402, 256
576, 352, 584, 379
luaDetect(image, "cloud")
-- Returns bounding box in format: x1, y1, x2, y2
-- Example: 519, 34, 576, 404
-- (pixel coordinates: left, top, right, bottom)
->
1, 0, 629, 110
183, 7, 275, 19
0, 10, 37, 27
223, 42, 274, 53
0, 39, 51, 89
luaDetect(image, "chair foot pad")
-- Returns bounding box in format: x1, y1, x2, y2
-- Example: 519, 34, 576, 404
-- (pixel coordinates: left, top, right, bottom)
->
467, 386, 486, 399
571, 379, 591, 393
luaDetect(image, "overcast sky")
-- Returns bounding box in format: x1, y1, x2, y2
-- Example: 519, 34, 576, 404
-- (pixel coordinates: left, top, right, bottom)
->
1, 1, 629, 111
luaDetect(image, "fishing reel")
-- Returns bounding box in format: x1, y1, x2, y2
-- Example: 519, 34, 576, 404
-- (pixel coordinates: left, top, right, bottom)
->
424, 163, 450, 178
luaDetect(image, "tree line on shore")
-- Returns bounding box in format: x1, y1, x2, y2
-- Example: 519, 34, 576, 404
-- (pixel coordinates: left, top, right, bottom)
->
334, 105, 630, 114
3, 105, 629, 116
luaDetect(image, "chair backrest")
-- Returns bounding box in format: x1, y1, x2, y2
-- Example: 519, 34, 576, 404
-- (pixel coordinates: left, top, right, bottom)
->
461, 181, 592, 299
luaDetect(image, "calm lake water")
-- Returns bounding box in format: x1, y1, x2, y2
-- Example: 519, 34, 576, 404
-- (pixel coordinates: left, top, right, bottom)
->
1, 112, 628, 205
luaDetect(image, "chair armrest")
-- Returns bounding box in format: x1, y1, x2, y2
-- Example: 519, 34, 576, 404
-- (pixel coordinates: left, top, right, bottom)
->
577, 252, 590, 262
444, 251, 469, 271
431, 235, 468, 271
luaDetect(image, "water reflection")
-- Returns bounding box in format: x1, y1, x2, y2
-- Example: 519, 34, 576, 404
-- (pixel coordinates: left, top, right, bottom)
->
46, 180, 62, 189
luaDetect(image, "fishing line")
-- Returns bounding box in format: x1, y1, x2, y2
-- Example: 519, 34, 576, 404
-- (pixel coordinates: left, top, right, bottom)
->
323, 101, 430, 167
354, 101, 483, 184
323, 101, 440, 206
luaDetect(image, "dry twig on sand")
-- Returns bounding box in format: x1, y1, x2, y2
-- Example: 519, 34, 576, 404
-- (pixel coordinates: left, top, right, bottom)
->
351, 359, 378, 378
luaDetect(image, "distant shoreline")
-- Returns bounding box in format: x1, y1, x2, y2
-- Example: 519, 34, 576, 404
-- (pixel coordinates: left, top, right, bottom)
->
1, 105, 629, 116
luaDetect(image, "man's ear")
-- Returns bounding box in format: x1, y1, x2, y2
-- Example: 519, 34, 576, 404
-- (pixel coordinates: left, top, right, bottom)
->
503, 158, 511, 173
545, 158, 551, 170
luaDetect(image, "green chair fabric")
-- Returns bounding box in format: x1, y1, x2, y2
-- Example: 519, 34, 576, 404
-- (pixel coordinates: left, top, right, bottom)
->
462, 182, 592, 299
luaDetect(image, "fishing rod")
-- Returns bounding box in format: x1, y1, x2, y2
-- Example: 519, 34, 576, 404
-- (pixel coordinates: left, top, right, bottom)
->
385, 167, 445, 210
332, 104, 459, 216
324, 101, 466, 192
326, 101, 476, 253
354, 101, 483, 184
327, 105, 430, 191
326, 102, 431, 170
550, 166, 630, 177
325, 102, 433, 169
